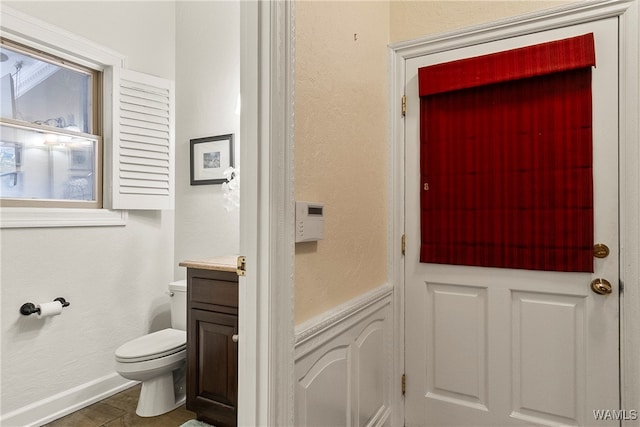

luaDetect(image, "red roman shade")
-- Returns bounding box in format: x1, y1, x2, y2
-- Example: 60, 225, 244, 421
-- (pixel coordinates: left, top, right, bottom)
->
419, 33, 596, 96
419, 34, 596, 272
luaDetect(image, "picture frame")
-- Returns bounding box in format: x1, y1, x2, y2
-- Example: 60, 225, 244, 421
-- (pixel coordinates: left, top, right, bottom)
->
68, 146, 93, 170
190, 134, 234, 185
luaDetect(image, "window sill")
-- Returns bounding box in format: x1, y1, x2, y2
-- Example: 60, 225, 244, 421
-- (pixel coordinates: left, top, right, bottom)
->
0, 207, 127, 228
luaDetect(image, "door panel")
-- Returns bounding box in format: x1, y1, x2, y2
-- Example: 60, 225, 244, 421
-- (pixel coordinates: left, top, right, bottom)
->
426, 283, 488, 411
511, 292, 586, 424
405, 18, 619, 427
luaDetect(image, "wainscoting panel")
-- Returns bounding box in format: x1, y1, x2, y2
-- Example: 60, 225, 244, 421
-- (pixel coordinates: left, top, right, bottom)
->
295, 284, 393, 427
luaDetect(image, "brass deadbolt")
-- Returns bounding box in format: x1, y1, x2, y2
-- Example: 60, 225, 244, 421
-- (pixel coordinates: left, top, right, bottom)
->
594, 243, 610, 259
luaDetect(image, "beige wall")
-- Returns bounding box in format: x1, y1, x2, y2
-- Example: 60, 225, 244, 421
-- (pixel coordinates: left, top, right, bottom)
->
294, 0, 580, 325
390, 1, 575, 43
294, 1, 390, 324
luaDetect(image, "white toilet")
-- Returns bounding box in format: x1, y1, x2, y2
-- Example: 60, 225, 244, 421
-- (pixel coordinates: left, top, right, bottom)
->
115, 280, 187, 417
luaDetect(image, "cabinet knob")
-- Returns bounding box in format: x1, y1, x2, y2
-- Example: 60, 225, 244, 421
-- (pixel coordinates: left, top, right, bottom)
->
232, 334, 239, 343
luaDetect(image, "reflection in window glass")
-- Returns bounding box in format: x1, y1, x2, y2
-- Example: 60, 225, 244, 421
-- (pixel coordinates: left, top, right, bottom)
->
0, 38, 100, 207
0, 125, 97, 202
0, 43, 92, 133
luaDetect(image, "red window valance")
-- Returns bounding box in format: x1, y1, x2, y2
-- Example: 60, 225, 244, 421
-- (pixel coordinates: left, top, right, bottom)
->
419, 33, 595, 96
419, 34, 595, 272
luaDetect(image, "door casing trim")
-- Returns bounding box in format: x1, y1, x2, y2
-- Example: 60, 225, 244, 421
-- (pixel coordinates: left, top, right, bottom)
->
388, 1, 639, 425
238, 1, 295, 426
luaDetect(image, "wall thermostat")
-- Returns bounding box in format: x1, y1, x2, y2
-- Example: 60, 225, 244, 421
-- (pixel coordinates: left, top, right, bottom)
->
295, 201, 325, 243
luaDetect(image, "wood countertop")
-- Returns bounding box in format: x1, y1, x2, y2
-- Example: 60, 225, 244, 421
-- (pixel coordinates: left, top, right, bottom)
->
179, 255, 238, 273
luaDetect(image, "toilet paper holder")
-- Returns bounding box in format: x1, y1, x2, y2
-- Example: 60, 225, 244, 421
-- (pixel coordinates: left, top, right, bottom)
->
20, 297, 70, 316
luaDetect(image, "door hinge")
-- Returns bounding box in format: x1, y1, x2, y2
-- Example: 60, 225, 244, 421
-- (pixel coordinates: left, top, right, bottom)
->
236, 256, 247, 277
402, 373, 406, 395
401, 95, 407, 117
401, 234, 406, 256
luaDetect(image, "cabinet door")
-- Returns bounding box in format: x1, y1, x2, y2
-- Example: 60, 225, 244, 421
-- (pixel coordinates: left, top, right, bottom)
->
188, 308, 238, 427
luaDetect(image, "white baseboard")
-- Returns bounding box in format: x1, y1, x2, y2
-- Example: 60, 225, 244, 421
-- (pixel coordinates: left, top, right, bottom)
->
295, 283, 394, 427
1, 373, 136, 427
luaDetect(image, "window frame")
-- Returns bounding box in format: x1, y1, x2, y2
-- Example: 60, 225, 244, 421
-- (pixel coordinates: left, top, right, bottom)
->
0, 5, 127, 227
0, 35, 103, 208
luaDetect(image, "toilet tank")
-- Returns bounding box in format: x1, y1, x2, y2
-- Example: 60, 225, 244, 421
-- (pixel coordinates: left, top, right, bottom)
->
169, 280, 187, 331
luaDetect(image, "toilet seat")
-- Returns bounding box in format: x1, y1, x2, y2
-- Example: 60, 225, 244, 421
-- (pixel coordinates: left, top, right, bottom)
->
115, 328, 186, 363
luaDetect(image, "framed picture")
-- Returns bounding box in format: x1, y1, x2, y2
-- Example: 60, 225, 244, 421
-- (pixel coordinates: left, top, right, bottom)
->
190, 134, 234, 185
0, 146, 17, 174
69, 146, 93, 170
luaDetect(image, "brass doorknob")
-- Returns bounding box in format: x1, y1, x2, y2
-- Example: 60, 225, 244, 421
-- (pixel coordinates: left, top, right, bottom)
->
591, 278, 613, 295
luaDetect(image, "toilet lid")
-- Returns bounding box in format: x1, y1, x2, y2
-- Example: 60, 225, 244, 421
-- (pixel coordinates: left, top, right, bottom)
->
115, 328, 186, 362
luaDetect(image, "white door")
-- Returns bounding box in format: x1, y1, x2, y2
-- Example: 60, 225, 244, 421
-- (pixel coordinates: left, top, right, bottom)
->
405, 18, 619, 427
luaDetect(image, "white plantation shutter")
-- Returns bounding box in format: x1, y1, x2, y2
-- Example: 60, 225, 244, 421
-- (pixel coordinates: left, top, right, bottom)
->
104, 68, 175, 210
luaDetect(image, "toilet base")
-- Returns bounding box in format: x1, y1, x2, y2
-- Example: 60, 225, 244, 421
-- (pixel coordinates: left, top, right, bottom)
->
135, 371, 185, 417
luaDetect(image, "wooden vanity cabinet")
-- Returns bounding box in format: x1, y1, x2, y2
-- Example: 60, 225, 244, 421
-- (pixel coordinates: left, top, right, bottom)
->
185, 267, 238, 427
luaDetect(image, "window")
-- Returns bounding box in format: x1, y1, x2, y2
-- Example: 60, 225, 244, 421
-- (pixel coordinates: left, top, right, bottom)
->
0, 38, 102, 208
0, 6, 175, 228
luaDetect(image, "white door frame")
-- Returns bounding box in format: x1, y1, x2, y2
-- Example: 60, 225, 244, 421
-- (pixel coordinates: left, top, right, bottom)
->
239, 1, 295, 426
389, 1, 640, 426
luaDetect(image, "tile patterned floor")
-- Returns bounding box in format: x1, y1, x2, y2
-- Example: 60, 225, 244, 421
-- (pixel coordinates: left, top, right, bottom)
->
42, 384, 196, 427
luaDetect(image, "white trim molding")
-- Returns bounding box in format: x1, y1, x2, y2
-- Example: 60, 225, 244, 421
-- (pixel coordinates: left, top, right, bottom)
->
389, 1, 639, 426
295, 284, 393, 427
0, 208, 127, 228
296, 284, 393, 348
239, 0, 295, 426
0, 373, 135, 427
0, 5, 126, 71
267, 1, 297, 425
618, 1, 640, 424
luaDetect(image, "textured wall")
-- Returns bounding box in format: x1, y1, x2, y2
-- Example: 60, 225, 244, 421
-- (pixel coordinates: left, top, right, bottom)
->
173, 1, 240, 280
294, 1, 390, 324
389, 1, 574, 43
293, 0, 580, 325
1, 1, 176, 416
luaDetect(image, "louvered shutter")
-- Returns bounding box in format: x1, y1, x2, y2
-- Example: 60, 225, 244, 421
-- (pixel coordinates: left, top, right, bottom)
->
104, 67, 175, 210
